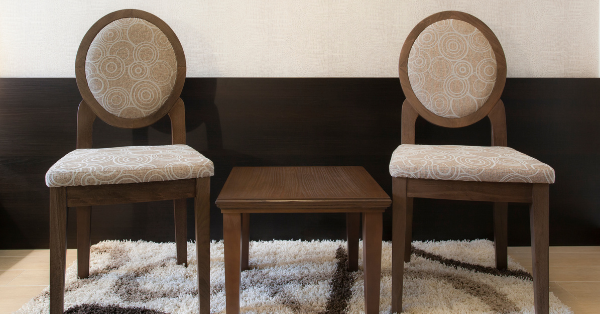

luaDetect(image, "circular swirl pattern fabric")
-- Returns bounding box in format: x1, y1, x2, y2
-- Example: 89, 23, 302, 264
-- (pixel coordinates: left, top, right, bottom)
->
45, 145, 214, 187
408, 19, 497, 118
389, 144, 555, 183
85, 18, 178, 119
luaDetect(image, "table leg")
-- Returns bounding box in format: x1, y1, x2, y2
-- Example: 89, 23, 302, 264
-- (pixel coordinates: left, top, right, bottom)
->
362, 212, 382, 314
346, 213, 360, 271
224, 213, 242, 314
241, 213, 250, 271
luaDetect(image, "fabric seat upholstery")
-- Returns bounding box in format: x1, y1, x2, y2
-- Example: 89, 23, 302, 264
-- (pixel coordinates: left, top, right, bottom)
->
389, 144, 554, 183
46, 144, 214, 187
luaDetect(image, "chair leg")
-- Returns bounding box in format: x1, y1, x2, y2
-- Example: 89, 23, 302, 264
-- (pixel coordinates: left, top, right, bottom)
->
77, 206, 91, 278
50, 187, 67, 314
346, 212, 360, 271
241, 213, 250, 271
404, 197, 413, 263
195, 178, 211, 314
362, 212, 382, 314
530, 184, 549, 314
174, 199, 187, 266
493, 202, 508, 270
392, 177, 408, 314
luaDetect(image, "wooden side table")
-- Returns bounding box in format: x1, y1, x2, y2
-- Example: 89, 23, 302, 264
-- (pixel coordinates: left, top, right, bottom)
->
216, 166, 391, 314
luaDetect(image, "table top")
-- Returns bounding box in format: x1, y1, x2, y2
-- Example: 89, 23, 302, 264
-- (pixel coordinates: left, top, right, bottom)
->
215, 166, 391, 212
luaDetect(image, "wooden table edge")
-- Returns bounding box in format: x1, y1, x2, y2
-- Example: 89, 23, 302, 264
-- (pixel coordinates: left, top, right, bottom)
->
217, 199, 390, 211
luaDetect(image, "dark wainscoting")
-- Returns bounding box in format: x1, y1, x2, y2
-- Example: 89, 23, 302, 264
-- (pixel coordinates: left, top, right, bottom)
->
0, 78, 598, 249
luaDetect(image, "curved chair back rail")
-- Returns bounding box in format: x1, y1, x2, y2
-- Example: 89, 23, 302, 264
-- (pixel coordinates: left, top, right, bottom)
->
75, 9, 186, 129
399, 11, 507, 128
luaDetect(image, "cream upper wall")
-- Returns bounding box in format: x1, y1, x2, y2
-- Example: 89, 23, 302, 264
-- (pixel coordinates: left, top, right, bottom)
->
0, 0, 598, 78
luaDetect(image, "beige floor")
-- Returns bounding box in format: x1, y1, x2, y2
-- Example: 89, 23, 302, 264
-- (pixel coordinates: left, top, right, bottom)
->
0, 247, 598, 313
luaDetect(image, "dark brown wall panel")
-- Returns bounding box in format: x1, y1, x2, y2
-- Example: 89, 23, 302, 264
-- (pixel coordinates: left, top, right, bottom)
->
0, 78, 598, 249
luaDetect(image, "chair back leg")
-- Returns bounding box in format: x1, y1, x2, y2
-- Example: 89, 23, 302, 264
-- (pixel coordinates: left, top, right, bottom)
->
404, 197, 413, 262
174, 199, 188, 265
77, 206, 92, 278
493, 202, 508, 270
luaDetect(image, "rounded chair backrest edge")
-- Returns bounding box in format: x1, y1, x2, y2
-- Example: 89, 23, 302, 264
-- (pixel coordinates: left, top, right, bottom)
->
75, 9, 186, 129
399, 11, 507, 128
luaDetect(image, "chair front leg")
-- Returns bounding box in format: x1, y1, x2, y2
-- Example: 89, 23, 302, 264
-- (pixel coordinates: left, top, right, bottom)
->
174, 198, 187, 265
530, 184, 549, 314
195, 178, 211, 314
392, 177, 409, 313
493, 202, 508, 270
50, 187, 67, 314
77, 206, 92, 278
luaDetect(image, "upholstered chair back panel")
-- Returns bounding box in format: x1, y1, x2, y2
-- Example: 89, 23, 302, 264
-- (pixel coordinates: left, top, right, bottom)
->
85, 18, 177, 119
407, 19, 497, 119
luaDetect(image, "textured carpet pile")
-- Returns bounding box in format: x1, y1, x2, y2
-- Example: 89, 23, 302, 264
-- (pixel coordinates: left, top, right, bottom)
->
17, 239, 572, 313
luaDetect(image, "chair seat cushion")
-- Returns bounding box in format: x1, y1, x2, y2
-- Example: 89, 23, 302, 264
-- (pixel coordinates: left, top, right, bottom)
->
389, 144, 554, 183
46, 145, 214, 187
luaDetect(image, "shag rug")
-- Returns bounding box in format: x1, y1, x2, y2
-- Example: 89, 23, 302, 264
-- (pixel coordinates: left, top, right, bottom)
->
17, 239, 572, 314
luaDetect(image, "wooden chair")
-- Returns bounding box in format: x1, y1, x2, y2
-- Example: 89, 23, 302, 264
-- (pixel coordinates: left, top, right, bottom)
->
45, 9, 213, 314
391, 11, 554, 314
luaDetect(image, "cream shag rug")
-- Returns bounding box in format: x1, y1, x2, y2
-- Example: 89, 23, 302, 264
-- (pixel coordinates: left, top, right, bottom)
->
17, 239, 572, 314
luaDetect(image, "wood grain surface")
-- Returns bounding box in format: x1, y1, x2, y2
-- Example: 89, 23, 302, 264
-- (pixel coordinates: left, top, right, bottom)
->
216, 167, 390, 211
218, 167, 389, 200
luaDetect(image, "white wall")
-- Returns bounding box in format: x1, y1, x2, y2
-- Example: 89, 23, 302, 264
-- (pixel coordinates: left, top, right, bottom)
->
0, 0, 598, 78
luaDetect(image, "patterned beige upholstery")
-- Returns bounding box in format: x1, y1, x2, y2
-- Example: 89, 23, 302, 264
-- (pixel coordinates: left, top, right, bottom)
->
45, 145, 213, 187
85, 18, 177, 119
389, 145, 555, 183
408, 19, 497, 118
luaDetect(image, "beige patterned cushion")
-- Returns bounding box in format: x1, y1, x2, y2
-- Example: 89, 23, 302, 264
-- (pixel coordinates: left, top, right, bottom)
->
85, 18, 177, 119
45, 145, 213, 187
389, 145, 554, 183
408, 19, 497, 118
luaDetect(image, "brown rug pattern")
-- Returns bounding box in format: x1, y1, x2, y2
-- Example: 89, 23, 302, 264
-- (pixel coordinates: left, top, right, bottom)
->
17, 240, 572, 313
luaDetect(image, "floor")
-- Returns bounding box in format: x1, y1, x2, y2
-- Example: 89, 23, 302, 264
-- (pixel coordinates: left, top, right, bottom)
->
0, 247, 598, 313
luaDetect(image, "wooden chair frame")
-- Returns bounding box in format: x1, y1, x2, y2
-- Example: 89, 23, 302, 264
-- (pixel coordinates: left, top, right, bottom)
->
392, 11, 549, 314
50, 10, 210, 314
